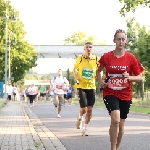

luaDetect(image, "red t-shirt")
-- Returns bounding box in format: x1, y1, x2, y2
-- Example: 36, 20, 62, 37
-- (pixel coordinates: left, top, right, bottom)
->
99, 51, 144, 100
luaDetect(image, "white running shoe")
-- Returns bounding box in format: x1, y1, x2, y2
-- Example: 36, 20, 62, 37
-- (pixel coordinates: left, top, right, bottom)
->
82, 128, 88, 136
57, 114, 61, 118
30, 104, 34, 107
76, 116, 82, 129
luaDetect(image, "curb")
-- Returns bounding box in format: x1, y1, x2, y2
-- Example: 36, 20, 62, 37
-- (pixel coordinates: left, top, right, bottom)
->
22, 102, 67, 150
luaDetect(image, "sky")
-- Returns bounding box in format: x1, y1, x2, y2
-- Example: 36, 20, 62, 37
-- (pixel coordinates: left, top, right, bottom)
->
10, 0, 150, 74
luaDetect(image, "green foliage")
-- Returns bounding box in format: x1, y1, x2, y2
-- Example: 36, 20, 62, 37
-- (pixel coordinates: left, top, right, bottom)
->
65, 69, 75, 85
34, 142, 40, 148
0, 98, 5, 109
15, 79, 25, 90
126, 18, 150, 69
119, 0, 150, 16
126, 18, 150, 91
144, 71, 150, 91
10, 41, 37, 82
64, 31, 106, 45
0, 0, 37, 83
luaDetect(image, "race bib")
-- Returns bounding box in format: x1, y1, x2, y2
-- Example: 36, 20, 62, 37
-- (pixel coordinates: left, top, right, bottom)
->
56, 85, 62, 89
108, 77, 129, 90
30, 90, 33, 94
82, 68, 94, 79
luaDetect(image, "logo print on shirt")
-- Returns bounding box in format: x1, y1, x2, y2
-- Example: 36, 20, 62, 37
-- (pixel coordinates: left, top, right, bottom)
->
110, 66, 128, 70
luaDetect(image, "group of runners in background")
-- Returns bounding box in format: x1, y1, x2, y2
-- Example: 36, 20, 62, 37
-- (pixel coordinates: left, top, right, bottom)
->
23, 75, 74, 110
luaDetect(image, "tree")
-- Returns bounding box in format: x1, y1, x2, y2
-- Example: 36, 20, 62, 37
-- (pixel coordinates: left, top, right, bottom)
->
119, 0, 150, 16
65, 68, 74, 85
126, 18, 150, 94
126, 18, 150, 70
10, 41, 37, 82
64, 31, 106, 45
0, 0, 37, 82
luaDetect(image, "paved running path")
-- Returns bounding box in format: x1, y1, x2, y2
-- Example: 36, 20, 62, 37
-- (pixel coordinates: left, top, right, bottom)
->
29, 101, 150, 150
0, 101, 150, 150
0, 101, 66, 150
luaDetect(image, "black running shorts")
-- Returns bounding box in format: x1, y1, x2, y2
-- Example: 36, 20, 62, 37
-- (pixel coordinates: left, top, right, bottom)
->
77, 88, 96, 108
64, 94, 67, 99
103, 95, 132, 119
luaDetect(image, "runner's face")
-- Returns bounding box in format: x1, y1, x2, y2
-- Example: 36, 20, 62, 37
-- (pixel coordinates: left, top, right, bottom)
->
84, 44, 93, 55
114, 32, 127, 50
58, 70, 62, 76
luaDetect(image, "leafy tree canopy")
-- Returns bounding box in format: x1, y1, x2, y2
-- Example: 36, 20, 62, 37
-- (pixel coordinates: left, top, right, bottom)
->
126, 17, 150, 91
126, 17, 150, 70
64, 31, 106, 45
119, 0, 150, 16
0, 0, 38, 83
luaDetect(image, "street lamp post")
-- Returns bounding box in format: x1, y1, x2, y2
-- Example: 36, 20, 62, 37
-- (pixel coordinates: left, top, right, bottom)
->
4, 4, 8, 104
4, 1, 16, 103
8, 36, 10, 78
8, 33, 16, 78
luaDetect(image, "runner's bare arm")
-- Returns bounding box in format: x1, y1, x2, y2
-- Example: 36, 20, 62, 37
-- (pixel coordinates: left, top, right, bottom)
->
50, 79, 54, 90
96, 66, 104, 84
73, 68, 79, 82
123, 72, 143, 82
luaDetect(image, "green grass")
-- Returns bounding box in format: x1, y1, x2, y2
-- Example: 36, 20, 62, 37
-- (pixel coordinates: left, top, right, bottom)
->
132, 98, 150, 106
34, 142, 41, 148
0, 98, 5, 109
46, 97, 50, 101
72, 97, 150, 115
130, 105, 150, 114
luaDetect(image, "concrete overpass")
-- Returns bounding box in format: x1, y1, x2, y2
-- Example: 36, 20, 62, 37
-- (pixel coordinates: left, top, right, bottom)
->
34, 45, 116, 58
25, 45, 116, 84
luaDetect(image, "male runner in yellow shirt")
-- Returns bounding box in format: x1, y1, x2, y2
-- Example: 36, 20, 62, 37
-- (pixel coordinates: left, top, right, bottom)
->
73, 42, 99, 136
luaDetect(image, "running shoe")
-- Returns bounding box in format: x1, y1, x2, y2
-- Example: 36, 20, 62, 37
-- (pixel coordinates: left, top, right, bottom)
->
76, 116, 82, 129
57, 114, 61, 118
82, 128, 88, 136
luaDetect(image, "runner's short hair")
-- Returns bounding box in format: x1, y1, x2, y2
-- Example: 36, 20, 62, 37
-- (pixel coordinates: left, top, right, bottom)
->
114, 29, 127, 39
85, 42, 93, 45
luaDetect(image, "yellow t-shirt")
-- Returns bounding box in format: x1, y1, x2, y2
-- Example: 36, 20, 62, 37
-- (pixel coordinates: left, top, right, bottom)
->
74, 55, 99, 89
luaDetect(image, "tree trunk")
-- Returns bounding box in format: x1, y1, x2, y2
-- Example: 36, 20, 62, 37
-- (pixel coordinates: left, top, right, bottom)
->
141, 81, 144, 101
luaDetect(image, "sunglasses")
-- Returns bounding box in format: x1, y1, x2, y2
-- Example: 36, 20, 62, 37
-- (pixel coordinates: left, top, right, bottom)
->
86, 46, 92, 48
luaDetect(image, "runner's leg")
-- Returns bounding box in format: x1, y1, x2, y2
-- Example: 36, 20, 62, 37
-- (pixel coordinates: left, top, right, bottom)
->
76, 89, 87, 130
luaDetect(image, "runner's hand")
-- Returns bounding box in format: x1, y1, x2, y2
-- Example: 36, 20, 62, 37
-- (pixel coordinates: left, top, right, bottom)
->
74, 78, 79, 82
100, 80, 107, 88
122, 71, 130, 79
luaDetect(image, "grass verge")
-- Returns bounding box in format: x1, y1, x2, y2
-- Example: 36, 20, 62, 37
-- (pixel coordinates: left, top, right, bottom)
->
0, 98, 5, 109
72, 97, 150, 115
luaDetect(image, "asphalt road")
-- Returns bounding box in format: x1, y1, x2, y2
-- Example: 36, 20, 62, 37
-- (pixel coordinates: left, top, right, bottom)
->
30, 101, 150, 150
